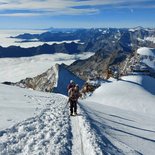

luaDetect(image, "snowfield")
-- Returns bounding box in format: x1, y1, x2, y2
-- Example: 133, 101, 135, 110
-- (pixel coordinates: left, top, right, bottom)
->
0, 74, 155, 155
0, 84, 105, 155
137, 47, 155, 58
137, 47, 155, 71
84, 75, 155, 154
86, 75, 155, 115
0, 84, 72, 155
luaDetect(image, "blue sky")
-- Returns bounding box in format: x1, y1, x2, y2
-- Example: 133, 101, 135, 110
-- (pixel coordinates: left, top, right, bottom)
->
0, 0, 155, 29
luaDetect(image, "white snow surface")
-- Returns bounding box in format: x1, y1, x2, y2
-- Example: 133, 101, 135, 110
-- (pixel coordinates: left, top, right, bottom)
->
0, 84, 105, 155
0, 52, 94, 82
86, 75, 155, 116
137, 47, 155, 70
145, 37, 155, 43
0, 74, 155, 155
0, 84, 73, 155
137, 47, 155, 57
53, 64, 84, 95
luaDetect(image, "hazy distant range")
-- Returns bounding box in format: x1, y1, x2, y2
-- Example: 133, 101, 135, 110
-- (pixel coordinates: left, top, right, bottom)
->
0, 29, 80, 48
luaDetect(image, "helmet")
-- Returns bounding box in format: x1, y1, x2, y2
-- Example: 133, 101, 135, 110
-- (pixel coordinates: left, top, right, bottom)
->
70, 80, 74, 83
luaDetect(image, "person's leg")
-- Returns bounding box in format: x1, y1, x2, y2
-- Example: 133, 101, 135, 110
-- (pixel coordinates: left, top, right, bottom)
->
70, 101, 73, 115
74, 101, 77, 114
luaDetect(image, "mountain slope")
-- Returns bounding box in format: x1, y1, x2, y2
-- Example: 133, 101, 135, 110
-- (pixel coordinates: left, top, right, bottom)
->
81, 75, 155, 154
1, 27, 155, 58
68, 44, 126, 80
137, 47, 155, 72
0, 42, 81, 58
86, 75, 155, 115
0, 84, 72, 155
6, 64, 85, 95
0, 74, 155, 155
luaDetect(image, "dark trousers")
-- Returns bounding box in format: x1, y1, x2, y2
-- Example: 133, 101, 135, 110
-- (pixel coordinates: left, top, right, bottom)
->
70, 100, 77, 114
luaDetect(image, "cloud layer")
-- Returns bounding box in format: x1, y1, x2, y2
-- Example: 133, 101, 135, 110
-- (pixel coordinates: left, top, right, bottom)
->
0, 0, 154, 17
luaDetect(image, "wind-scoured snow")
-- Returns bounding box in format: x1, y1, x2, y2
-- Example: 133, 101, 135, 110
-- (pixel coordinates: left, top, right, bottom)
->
79, 100, 155, 155
80, 75, 155, 155
86, 75, 155, 115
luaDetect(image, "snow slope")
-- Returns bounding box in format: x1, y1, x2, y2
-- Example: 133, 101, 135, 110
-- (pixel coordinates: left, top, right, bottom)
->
80, 75, 155, 154
137, 47, 155, 71
0, 84, 61, 130
0, 74, 155, 155
79, 100, 155, 155
0, 84, 72, 155
86, 75, 155, 116
137, 47, 155, 57
0, 84, 104, 155
54, 64, 84, 95
0, 52, 94, 83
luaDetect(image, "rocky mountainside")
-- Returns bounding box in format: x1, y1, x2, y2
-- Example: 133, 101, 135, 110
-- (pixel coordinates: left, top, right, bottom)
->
66, 27, 155, 80
68, 46, 155, 80
3, 64, 84, 95
1, 27, 155, 58
0, 42, 80, 58
67, 43, 124, 80
120, 47, 155, 76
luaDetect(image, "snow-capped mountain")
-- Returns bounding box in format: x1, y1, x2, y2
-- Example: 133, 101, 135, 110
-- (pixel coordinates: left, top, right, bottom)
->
3, 64, 84, 95
120, 47, 155, 78
137, 47, 155, 72
68, 46, 155, 80
0, 27, 155, 155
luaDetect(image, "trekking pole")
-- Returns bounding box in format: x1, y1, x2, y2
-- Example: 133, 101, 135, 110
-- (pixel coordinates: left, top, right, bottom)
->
64, 99, 69, 109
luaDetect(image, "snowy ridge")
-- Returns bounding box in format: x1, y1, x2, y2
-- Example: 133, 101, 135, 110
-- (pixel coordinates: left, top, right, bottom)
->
145, 37, 155, 43
52, 64, 59, 87
8, 64, 85, 95
71, 107, 103, 155
54, 64, 84, 95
